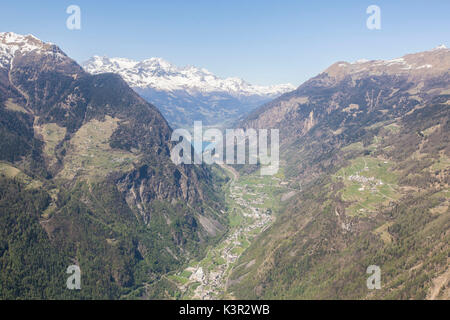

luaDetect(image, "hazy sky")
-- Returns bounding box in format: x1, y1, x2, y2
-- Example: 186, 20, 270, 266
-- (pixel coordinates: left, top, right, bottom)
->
1, 0, 449, 86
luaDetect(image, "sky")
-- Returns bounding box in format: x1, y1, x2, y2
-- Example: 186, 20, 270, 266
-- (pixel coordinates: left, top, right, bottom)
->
1, 0, 449, 86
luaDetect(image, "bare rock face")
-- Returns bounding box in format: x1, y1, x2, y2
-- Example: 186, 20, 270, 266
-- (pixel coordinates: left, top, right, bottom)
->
242, 46, 450, 145
116, 163, 208, 224
325, 45, 450, 81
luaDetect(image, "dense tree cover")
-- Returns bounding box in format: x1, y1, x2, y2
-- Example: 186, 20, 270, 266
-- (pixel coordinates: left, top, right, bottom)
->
0, 174, 226, 299
0, 177, 69, 299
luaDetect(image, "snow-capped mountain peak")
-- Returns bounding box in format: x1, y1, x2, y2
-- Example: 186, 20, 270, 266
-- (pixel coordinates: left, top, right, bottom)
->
0, 32, 66, 69
0, 32, 44, 52
433, 44, 447, 50
82, 55, 295, 97
82, 55, 295, 127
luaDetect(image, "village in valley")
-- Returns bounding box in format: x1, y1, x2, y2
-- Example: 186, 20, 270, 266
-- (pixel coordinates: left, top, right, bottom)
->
166, 166, 294, 299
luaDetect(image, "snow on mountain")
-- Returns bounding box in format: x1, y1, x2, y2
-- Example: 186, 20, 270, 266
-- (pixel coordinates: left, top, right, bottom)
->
325, 45, 450, 82
0, 32, 66, 69
432, 44, 447, 50
83, 55, 294, 97
82, 55, 295, 127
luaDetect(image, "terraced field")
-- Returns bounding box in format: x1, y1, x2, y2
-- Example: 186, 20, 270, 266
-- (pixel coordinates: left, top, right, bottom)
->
335, 156, 401, 217
0, 162, 42, 189
34, 122, 66, 166
56, 116, 140, 181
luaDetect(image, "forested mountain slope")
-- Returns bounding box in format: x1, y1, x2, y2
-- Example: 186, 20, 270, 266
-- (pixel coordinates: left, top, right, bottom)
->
230, 46, 450, 299
0, 32, 226, 299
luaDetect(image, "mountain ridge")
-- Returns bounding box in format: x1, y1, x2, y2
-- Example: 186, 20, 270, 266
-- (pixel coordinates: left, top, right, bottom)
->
242, 45, 450, 132
82, 55, 295, 128
83, 55, 294, 95
229, 45, 449, 299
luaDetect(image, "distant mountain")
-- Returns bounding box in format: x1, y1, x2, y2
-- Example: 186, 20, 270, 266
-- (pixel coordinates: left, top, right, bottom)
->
230, 46, 450, 299
0, 32, 226, 299
82, 56, 295, 128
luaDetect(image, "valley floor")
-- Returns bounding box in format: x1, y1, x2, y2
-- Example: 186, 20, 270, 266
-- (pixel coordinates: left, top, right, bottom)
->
165, 165, 292, 299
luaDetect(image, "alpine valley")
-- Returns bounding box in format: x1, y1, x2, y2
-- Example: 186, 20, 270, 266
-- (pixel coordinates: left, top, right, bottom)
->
82, 55, 294, 129
0, 31, 449, 300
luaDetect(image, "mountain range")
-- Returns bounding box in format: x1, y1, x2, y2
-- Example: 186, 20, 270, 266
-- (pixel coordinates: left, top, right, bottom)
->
82, 56, 294, 128
0, 31, 448, 300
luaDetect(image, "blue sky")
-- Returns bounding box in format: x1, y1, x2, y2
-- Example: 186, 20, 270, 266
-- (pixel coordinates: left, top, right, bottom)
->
1, 0, 449, 86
